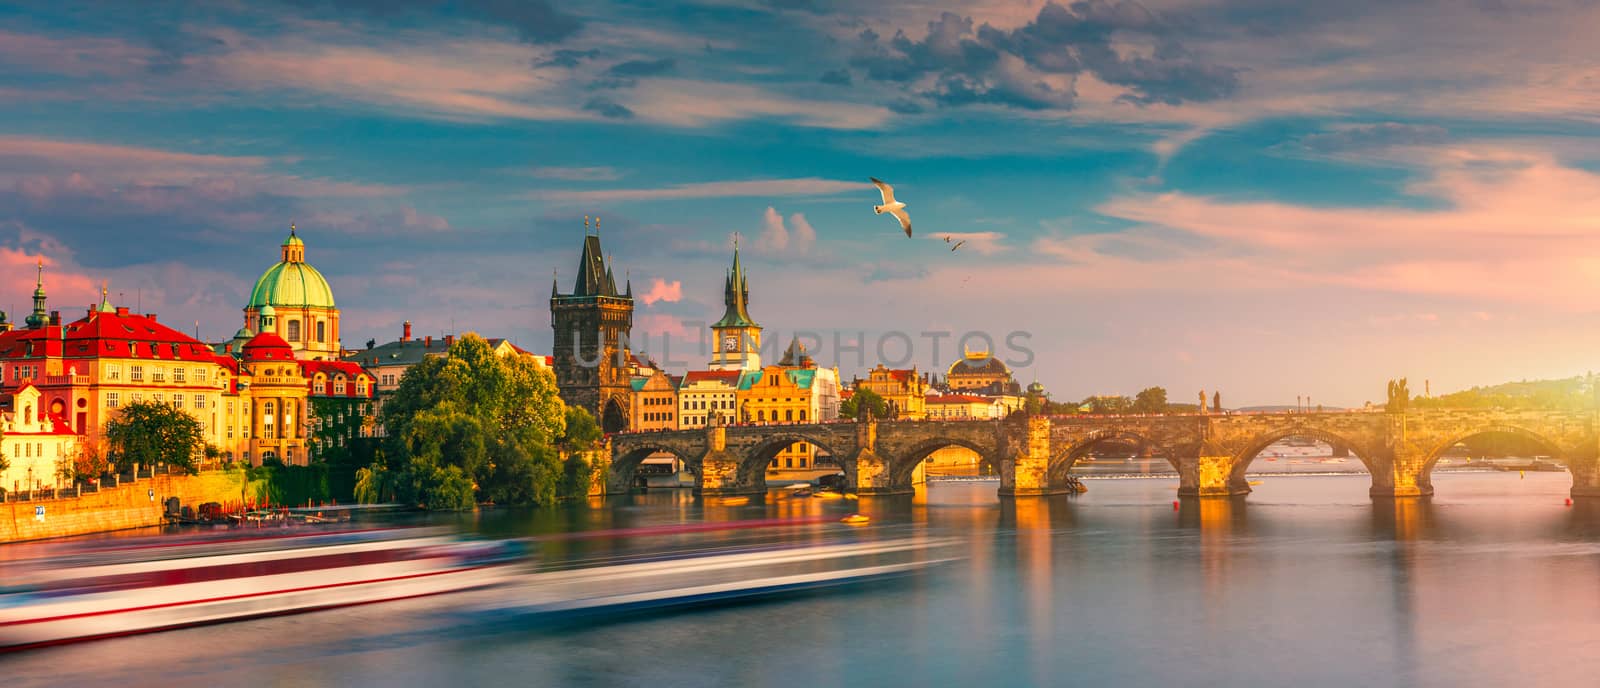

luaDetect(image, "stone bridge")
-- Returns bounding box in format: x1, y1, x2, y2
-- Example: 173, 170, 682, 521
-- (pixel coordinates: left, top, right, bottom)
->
606, 409, 1600, 499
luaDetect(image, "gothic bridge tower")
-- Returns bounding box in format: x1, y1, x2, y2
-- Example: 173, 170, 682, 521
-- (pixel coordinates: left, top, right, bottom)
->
551, 217, 634, 433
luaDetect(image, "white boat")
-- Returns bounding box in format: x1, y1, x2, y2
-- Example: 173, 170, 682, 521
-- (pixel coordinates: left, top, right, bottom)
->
476, 537, 957, 621
0, 528, 524, 652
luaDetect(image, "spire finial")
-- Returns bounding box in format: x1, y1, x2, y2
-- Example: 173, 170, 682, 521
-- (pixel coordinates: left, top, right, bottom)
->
733, 232, 740, 250
35, 259, 43, 285
584, 215, 590, 232
290, 222, 296, 236
595, 216, 600, 234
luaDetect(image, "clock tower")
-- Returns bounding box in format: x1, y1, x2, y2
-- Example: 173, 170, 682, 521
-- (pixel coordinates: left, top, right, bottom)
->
710, 243, 761, 371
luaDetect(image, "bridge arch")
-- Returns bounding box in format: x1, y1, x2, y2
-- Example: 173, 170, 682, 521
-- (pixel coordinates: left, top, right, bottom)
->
1050, 430, 1177, 484
609, 441, 702, 492
890, 436, 1004, 486
738, 432, 850, 488
1230, 426, 1377, 482
1418, 424, 1570, 494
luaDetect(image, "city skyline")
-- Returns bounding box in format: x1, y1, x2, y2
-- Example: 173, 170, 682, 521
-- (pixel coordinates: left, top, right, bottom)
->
3, 1, 1598, 407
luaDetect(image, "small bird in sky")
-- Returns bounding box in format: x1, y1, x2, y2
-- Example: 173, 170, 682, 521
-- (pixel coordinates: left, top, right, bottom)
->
870, 177, 912, 237
951, 240, 966, 251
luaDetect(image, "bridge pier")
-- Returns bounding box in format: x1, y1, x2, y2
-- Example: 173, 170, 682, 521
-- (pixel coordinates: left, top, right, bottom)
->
852, 449, 911, 495
695, 425, 764, 496
999, 415, 1073, 497
1176, 455, 1251, 498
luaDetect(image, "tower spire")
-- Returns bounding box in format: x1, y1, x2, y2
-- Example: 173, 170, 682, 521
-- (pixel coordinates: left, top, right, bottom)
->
25, 259, 47, 329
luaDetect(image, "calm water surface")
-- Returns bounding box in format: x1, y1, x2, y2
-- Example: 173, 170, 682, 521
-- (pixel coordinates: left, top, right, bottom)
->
13, 472, 1600, 687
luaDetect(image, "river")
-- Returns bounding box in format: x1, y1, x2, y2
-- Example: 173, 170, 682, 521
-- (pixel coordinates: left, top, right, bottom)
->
12, 471, 1600, 686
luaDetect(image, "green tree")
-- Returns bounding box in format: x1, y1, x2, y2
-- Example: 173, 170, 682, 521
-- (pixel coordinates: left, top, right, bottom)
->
1132, 386, 1168, 414
375, 333, 570, 509
840, 388, 890, 420
560, 406, 603, 452
104, 401, 206, 474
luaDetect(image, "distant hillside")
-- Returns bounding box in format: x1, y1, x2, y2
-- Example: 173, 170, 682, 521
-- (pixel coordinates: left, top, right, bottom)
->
1412, 375, 1592, 410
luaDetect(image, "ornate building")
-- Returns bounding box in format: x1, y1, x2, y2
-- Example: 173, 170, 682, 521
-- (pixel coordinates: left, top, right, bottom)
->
551, 223, 634, 433
946, 347, 1022, 395
2, 384, 79, 493
678, 370, 740, 429
243, 227, 342, 360
709, 244, 761, 372
854, 364, 928, 419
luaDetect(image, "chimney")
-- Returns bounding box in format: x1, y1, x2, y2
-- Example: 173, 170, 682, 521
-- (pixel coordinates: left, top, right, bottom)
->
224, 343, 232, 353
49, 310, 60, 326
147, 313, 157, 322
402, 321, 412, 342
425, 335, 432, 348
116, 307, 129, 316
444, 334, 454, 348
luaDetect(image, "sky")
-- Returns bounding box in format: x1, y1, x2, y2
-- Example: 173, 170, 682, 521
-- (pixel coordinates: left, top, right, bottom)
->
1, 0, 1598, 407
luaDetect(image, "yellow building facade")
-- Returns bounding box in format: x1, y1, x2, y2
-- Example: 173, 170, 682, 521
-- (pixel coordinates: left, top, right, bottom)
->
854, 364, 928, 419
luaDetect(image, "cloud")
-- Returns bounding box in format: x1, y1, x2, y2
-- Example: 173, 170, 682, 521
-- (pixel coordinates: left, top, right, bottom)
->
753, 207, 817, 254
929, 231, 1005, 255
606, 57, 675, 78
276, 0, 581, 44
523, 165, 622, 181
534, 48, 599, 68
583, 97, 633, 118
819, 69, 852, 85
528, 177, 870, 202
639, 278, 682, 305
623, 79, 891, 129
1069, 146, 1600, 307
846, 1, 1237, 111
1298, 123, 1450, 154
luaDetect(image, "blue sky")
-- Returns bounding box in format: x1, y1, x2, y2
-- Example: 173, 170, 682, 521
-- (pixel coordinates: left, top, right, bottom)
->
2, 0, 1599, 406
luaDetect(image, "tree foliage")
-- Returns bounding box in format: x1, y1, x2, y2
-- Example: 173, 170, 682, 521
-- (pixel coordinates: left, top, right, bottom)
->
1132, 387, 1168, 414
104, 401, 206, 474
841, 388, 890, 420
370, 333, 581, 509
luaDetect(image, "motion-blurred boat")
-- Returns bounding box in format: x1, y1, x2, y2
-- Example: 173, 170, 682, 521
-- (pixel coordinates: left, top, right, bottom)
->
475, 537, 954, 622
0, 528, 523, 651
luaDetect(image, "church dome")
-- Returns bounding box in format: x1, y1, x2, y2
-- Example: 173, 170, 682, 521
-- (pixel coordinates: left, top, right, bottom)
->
948, 350, 1010, 377
242, 332, 295, 361
248, 229, 335, 310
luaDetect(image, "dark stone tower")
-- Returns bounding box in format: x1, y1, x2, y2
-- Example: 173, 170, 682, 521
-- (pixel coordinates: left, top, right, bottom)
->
551, 220, 634, 433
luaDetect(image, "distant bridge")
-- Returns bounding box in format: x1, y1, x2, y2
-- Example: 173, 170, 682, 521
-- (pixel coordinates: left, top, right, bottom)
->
606, 408, 1600, 499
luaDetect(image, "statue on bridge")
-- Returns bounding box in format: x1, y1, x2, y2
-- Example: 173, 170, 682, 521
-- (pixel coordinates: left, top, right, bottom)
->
1198, 389, 1207, 414
1386, 378, 1410, 412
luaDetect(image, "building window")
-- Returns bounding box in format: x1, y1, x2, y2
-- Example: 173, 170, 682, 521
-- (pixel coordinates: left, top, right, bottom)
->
785, 410, 793, 421
130, 365, 144, 382
152, 367, 165, 383
152, 393, 164, 404
194, 395, 206, 410
287, 319, 301, 342
174, 394, 185, 408
314, 380, 326, 394
195, 367, 207, 382
334, 379, 345, 395
800, 410, 807, 421
173, 367, 186, 383
107, 364, 121, 381
106, 392, 120, 408
131, 393, 143, 403
317, 321, 326, 343
357, 379, 368, 395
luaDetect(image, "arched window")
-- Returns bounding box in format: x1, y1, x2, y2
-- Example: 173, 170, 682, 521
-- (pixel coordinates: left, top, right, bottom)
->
799, 410, 807, 421
785, 409, 793, 421
287, 319, 301, 342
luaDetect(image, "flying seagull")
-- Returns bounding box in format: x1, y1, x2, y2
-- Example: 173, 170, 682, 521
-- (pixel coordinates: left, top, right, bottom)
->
870, 177, 912, 237
951, 240, 966, 251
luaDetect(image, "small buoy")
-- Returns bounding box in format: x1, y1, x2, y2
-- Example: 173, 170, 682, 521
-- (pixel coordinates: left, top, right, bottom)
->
1172, 500, 1180, 510
1520, 471, 1526, 479
1566, 498, 1573, 506
841, 514, 870, 525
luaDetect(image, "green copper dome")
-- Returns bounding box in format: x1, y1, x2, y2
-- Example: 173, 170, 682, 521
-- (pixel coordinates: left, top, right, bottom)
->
248, 228, 335, 309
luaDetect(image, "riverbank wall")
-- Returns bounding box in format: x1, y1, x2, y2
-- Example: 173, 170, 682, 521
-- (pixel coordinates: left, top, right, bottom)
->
1, 470, 247, 543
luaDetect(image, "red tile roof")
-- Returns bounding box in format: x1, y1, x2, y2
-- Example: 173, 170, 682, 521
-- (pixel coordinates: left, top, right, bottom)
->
241, 332, 295, 361
926, 394, 993, 405
682, 370, 741, 386
300, 360, 375, 398
0, 308, 217, 363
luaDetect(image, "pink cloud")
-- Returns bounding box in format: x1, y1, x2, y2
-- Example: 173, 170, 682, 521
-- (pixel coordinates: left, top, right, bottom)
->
531, 178, 871, 203
639, 278, 682, 305
753, 207, 817, 254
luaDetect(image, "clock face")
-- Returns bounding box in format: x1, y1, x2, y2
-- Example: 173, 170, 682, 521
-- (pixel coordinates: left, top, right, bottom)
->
723, 335, 739, 352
